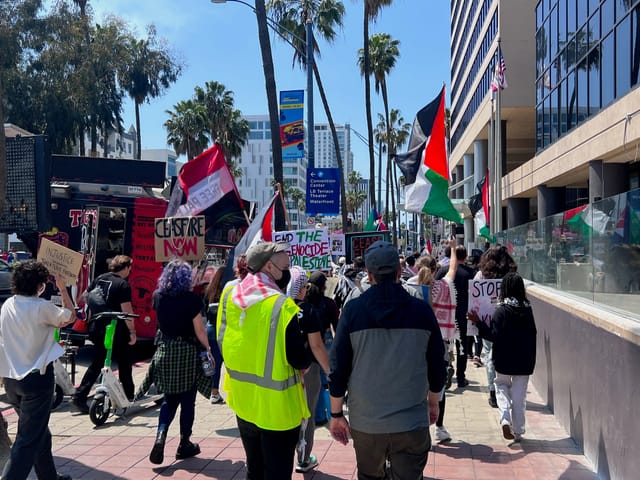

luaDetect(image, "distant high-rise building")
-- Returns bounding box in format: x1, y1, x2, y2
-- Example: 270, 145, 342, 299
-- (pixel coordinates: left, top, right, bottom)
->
314, 123, 353, 183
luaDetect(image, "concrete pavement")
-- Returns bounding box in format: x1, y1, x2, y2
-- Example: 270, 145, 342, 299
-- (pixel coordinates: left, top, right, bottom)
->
2, 350, 597, 479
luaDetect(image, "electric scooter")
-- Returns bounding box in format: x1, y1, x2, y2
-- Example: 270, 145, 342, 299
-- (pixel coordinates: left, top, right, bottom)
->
88, 311, 163, 426
52, 329, 78, 410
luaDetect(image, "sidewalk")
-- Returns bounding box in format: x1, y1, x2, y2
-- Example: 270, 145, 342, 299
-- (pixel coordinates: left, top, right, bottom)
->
2, 355, 597, 479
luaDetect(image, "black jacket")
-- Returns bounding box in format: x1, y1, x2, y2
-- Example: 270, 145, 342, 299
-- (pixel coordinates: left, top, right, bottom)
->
477, 301, 537, 375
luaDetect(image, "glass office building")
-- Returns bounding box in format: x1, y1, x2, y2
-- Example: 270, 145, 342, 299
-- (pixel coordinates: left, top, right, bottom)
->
536, 0, 640, 149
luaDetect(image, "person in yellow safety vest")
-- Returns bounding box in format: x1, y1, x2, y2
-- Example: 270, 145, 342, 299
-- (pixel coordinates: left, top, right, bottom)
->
217, 242, 311, 480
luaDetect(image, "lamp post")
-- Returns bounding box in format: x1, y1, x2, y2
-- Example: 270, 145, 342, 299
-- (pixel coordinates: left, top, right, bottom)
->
211, 0, 315, 170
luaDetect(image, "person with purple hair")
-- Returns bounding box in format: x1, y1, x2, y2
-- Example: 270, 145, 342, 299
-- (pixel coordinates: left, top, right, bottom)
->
148, 259, 212, 465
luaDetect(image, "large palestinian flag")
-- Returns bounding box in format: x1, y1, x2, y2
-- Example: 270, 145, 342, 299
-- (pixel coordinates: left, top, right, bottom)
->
394, 87, 462, 223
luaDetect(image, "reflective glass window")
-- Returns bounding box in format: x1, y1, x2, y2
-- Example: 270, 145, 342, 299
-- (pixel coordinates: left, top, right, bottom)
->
601, 33, 615, 105
616, 0, 631, 21
559, 0, 568, 44
551, 5, 558, 58
616, 15, 632, 96
536, 102, 544, 150
567, 70, 577, 130
633, 6, 640, 86
588, 0, 600, 16
588, 48, 601, 115
544, 17, 551, 65
544, 94, 552, 147
568, 0, 577, 35
589, 9, 601, 47
576, 60, 588, 124
558, 79, 568, 134
551, 88, 559, 142
601, 0, 615, 35
578, 0, 588, 26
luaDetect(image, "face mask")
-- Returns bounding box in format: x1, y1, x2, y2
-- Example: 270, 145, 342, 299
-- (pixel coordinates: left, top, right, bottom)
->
275, 268, 291, 292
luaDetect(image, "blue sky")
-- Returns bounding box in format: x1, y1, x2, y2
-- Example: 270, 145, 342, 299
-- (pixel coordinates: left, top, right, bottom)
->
90, 0, 451, 176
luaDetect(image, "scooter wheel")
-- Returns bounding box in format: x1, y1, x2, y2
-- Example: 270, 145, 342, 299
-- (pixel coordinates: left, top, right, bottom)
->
89, 394, 111, 426
51, 384, 64, 410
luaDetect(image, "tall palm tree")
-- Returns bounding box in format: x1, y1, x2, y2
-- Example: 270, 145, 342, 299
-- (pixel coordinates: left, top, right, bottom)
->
359, 32, 399, 243
267, 0, 349, 232
289, 187, 305, 227
164, 100, 209, 160
361, 0, 393, 209
194, 80, 250, 160
255, 0, 286, 230
119, 25, 181, 159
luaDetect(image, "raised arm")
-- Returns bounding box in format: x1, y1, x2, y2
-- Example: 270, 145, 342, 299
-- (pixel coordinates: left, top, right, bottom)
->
444, 238, 458, 283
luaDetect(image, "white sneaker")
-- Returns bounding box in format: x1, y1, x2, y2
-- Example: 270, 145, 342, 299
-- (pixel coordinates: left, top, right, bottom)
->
210, 393, 225, 404
434, 426, 452, 443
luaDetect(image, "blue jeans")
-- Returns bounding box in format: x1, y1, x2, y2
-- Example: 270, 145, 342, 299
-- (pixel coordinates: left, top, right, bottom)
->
158, 387, 197, 437
1, 363, 59, 480
206, 322, 224, 390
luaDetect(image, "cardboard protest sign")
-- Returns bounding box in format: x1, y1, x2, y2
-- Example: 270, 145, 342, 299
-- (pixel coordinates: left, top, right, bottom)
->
37, 238, 84, 284
154, 216, 205, 262
467, 278, 502, 336
330, 234, 345, 256
272, 228, 330, 270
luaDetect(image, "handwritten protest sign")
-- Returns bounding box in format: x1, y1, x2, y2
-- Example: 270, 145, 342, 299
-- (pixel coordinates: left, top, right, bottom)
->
330, 234, 345, 256
37, 238, 84, 284
154, 216, 205, 262
272, 228, 330, 270
467, 278, 502, 336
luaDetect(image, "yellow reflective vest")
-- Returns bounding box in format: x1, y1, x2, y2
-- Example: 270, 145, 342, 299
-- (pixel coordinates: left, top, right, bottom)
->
217, 286, 310, 431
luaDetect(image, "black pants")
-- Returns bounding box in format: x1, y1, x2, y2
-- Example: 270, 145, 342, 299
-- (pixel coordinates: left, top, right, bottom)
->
75, 326, 134, 400
351, 427, 430, 480
236, 416, 300, 480
1, 364, 59, 480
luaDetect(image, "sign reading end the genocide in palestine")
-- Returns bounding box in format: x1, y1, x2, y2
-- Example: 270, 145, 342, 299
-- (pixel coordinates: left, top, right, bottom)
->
272, 228, 330, 271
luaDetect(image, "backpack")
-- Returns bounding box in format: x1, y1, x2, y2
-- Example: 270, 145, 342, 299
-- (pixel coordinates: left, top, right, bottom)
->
87, 285, 108, 316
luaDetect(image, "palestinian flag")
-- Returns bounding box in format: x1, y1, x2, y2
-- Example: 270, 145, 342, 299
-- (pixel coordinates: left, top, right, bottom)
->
166, 144, 248, 247
564, 204, 609, 235
469, 175, 491, 239
220, 192, 278, 286
364, 208, 378, 232
394, 87, 462, 223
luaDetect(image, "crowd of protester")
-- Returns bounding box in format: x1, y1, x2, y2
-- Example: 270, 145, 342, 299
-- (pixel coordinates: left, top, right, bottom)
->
0, 238, 536, 480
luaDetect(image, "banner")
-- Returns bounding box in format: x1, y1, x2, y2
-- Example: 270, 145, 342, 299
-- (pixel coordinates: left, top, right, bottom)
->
279, 90, 305, 160
154, 216, 205, 262
37, 238, 84, 285
345, 231, 391, 264
272, 228, 330, 271
467, 278, 502, 336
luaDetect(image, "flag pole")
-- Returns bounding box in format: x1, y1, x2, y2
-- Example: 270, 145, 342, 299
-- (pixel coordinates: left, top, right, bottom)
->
495, 40, 503, 234
489, 93, 495, 238
276, 183, 292, 230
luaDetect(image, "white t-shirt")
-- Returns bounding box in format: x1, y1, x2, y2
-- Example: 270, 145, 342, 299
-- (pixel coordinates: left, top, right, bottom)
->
0, 295, 70, 380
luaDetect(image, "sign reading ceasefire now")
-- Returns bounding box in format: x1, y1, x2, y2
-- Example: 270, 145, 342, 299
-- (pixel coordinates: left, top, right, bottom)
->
154, 216, 205, 262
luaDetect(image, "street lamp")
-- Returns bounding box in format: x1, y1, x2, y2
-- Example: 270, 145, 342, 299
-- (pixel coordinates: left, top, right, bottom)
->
211, 0, 315, 170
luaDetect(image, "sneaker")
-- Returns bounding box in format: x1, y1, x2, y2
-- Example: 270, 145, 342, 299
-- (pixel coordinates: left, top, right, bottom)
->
513, 433, 522, 443
56, 474, 72, 480
501, 420, 515, 440
434, 426, 452, 443
295, 454, 319, 473
210, 393, 225, 404
71, 397, 89, 414
175, 439, 201, 460
488, 391, 498, 408
473, 356, 483, 367
445, 366, 455, 389
457, 378, 470, 388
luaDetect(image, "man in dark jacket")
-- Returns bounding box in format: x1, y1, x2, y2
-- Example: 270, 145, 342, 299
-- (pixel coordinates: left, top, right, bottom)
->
435, 245, 476, 388
329, 241, 445, 479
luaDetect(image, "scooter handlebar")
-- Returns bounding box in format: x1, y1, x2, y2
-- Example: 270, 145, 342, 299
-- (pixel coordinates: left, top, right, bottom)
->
91, 312, 140, 321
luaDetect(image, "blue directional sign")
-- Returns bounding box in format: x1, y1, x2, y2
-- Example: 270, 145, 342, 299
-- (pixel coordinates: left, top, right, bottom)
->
306, 168, 340, 215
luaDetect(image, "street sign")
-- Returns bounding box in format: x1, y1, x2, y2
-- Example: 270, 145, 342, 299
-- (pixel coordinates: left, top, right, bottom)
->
306, 168, 340, 215
306, 216, 315, 225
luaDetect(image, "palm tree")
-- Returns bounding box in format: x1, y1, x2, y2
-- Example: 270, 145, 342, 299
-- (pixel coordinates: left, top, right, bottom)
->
119, 25, 181, 159
359, 33, 400, 243
164, 100, 209, 160
266, 0, 349, 233
361, 0, 393, 209
254, 0, 286, 230
289, 187, 305, 227
194, 80, 250, 162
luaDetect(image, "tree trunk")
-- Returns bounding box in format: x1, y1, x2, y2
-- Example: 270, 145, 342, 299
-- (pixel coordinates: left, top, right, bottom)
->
377, 141, 382, 214
363, 4, 376, 209
135, 101, 142, 159
90, 117, 98, 157
381, 84, 397, 247
103, 122, 109, 157
313, 61, 349, 234
255, 0, 286, 231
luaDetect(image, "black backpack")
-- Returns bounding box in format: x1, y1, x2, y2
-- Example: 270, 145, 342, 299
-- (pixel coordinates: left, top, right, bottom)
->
87, 285, 108, 315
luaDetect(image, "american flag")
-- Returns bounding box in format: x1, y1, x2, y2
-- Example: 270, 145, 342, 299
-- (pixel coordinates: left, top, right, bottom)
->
491, 47, 508, 92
